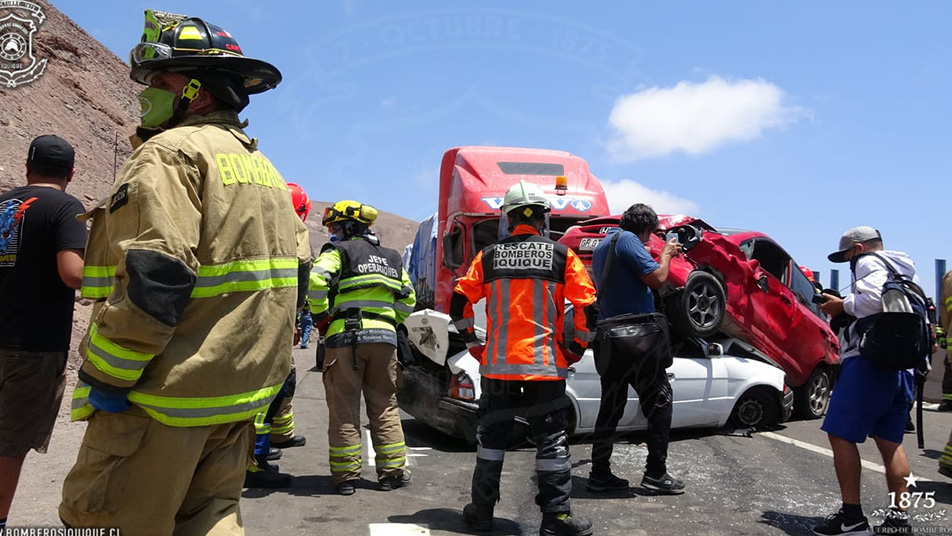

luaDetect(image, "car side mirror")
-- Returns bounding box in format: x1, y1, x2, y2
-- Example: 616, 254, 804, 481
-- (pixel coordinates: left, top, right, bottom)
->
442, 229, 463, 269
757, 273, 769, 293
707, 342, 723, 356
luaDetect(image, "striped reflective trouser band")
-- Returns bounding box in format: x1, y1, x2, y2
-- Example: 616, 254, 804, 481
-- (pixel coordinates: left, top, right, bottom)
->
70, 381, 284, 427
253, 411, 271, 435
375, 441, 406, 469
81, 265, 116, 299
944, 393, 952, 402
85, 323, 154, 388
270, 411, 294, 435
477, 445, 506, 462
940, 444, 952, 465
536, 456, 572, 473
191, 258, 298, 298
329, 444, 362, 473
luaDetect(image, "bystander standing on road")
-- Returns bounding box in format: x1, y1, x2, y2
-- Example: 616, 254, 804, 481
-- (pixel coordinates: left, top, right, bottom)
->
59, 11, 310, 533
452, 181, 597, 536
586, 203, 685, 496
937, 270, 952, 478
0, 135, 86, 533
814, 227, 917, 535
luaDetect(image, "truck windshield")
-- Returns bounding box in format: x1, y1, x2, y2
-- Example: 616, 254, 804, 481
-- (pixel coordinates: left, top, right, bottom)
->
497, 162, 565, 176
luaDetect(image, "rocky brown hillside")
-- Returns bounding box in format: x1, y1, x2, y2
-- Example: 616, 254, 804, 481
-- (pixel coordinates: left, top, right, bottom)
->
0, 1, 421, 369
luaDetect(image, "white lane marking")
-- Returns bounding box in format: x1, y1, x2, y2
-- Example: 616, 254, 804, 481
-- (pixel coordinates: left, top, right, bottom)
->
760, 431, 932, 482
368, 523, 430, 536
408, 446, 430, 459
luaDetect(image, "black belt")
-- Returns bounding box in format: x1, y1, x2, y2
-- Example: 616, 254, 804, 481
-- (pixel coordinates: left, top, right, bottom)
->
331, 309, 397, 327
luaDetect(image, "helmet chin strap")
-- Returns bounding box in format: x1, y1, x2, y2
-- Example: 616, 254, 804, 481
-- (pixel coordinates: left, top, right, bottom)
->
132, 78, 203, 146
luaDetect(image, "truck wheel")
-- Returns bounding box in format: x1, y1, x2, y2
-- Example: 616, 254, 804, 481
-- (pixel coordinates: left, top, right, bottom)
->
668, 271, 726, 338
794, 367, 831, 420
730, 387, 778, 428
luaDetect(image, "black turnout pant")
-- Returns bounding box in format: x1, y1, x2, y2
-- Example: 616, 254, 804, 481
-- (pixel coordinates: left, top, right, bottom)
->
943, 353, 952, 401
591, 343, 673, 478
471, 378, 572, 514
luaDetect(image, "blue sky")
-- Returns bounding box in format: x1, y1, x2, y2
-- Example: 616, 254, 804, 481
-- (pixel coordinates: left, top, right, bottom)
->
51, 1, 952, 296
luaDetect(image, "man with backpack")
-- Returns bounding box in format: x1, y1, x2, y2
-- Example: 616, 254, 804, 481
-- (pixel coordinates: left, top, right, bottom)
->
813, 226, 917, 535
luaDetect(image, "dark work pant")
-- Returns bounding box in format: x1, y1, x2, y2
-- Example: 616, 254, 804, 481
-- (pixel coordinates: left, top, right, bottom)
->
471, 378, 572, 514
591, 342, 673, 478
943, 353, 952, 401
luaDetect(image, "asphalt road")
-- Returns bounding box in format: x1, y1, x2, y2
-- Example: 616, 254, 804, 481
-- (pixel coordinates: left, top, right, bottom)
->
237, 348, 952, 536
10, 346, 952, 535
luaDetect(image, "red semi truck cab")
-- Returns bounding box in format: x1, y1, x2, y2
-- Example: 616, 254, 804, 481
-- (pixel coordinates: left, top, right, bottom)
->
428, 146, 609, 312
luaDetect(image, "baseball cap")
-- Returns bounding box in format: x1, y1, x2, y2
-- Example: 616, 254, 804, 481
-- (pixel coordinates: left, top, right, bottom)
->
27, 135, 75, 170
827, 226, 882, 263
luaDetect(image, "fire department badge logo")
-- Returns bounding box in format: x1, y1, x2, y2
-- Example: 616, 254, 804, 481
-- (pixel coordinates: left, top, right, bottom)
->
0, 0, 47, 88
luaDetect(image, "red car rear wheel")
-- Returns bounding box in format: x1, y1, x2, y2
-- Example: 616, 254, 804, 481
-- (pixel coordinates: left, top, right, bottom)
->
667, 271, 726, 338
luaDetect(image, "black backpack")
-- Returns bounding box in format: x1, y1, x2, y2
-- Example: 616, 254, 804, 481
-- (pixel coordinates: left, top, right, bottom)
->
853, 252, 933, 371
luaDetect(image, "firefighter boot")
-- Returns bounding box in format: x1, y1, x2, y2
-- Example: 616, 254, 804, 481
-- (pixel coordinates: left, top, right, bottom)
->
462, 503, 494, 532
244, 455, 292, 489
539, 512, 594, 536
272, 435, 307, 449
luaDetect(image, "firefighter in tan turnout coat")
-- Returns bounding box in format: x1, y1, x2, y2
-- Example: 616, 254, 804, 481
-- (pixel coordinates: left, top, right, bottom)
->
59, 11, 310, 534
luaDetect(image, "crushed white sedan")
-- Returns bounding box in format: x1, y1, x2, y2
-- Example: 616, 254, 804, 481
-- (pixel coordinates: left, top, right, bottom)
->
398, 310, 793, 444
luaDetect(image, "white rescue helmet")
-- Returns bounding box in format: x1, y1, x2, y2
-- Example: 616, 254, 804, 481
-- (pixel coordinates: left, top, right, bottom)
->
501, 180, 551, 216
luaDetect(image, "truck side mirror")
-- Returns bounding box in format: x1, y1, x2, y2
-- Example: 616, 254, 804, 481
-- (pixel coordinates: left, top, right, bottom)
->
442, 228, 463, 269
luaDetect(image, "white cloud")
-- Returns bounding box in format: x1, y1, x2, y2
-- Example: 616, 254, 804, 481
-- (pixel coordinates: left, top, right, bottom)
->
601, 179, 700, 216
607, 75, 807, 161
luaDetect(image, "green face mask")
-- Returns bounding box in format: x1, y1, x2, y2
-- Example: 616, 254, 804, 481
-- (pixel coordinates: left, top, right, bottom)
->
138, 86, 177, 128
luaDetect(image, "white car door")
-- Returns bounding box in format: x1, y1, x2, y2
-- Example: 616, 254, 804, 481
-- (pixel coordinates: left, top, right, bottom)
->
668, 357, 731, 428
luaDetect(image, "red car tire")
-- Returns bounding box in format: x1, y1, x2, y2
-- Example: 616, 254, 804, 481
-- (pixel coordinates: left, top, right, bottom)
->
667, 271, 727, 338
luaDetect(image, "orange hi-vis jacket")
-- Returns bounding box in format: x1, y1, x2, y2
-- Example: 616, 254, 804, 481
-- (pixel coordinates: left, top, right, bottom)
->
451, 225, 597, 381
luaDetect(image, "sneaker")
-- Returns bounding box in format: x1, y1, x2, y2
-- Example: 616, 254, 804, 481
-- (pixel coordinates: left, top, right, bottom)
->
337, 481, 356, 496
875, 510, 911, 535
272, 435, 307, 449
640, 472, 685, 495
266, 447, 282, 461
378, 471, 411, 491
300, 344, 308, 349
586, 472, 630, 492
462, 503, 494, 532
539, 512, 594, 536
812, 510, 870, 536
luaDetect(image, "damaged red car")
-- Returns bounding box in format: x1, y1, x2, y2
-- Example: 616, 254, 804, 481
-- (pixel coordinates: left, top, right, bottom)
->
559, 215, 839, 420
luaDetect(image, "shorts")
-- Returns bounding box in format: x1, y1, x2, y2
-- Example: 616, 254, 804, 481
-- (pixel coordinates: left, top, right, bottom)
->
822, 355, 914, 444
0, 348, 67, 457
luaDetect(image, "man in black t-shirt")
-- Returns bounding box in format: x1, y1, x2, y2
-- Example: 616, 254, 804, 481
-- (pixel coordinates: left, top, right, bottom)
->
0, 135, 86, 531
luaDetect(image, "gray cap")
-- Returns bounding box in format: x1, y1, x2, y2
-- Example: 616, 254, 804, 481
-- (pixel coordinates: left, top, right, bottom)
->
828, 226, 882, 263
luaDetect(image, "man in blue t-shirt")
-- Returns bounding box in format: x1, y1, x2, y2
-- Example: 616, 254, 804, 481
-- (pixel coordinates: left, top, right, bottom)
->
587, 203, 684, 495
